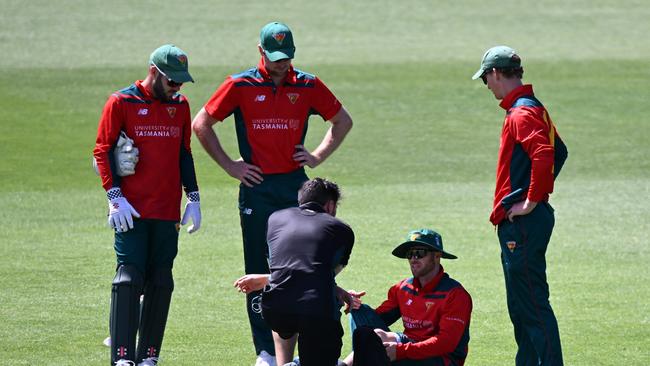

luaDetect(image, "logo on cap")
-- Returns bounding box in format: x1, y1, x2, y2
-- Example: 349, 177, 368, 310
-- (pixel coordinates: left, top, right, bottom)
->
176, 55, 187, 65
273, 32, 286, 45
410, 233, 421, 241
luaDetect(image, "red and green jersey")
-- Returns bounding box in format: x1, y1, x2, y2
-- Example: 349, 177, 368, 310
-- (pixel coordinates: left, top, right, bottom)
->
491, 84, 568, 225
375, 267, 472, 363
203, 58, 342, 174
93, 80, 197, 221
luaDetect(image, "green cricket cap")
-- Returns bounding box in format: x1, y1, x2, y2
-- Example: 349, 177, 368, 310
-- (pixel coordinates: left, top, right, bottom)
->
149, 44, 194, 83
392, 229, 457, 259
472, 45, 522, 80
260, 22, 295, 61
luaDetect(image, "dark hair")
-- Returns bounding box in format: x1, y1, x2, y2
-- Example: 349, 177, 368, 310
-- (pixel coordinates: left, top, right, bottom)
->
497, 67, 524, 79
298, 177, 341, 206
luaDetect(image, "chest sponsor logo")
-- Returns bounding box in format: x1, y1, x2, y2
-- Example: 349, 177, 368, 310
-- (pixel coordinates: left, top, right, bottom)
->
255, 94, 266, 102
405, 299, 413, 306
252, 118, 300, 131
137, 108, 149, 116
506, 241, 517, 253
287, 93, 299, 104
167, 107, 176, 118
402, 315, 433, 329
134, 125, 181, 138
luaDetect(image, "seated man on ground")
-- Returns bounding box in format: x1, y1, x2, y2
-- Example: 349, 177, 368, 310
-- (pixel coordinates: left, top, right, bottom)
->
346, 229, 473, 366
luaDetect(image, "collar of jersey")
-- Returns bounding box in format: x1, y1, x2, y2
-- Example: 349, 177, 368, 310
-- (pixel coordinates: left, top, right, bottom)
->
257, 57, 296, 85
499, 84, 534, 110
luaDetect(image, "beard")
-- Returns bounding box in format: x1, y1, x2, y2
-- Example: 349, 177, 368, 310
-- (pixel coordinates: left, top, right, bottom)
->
152, 75, 172, 102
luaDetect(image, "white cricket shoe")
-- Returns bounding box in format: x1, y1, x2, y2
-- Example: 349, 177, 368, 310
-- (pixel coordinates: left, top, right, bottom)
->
115, 360, 135, 366
255, 350, 276, 366
137, 357, 158, 366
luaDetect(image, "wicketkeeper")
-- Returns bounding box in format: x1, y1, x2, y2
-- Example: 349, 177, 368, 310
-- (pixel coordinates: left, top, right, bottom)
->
93, 44, 200, 366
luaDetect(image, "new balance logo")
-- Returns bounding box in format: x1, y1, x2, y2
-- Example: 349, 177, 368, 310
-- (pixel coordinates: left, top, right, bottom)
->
137, 108, 149, 115
255, 95, 266, 102
242, 208, 253, 215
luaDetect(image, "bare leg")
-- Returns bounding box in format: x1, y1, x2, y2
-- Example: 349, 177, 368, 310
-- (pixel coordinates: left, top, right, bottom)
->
273, 331, 297, 365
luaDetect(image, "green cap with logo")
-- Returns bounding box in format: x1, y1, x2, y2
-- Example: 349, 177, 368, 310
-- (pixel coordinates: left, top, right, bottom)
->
260, 22, 296, 61
392, 229, 457, 259
471, 45, 522, 80
149, 44, 194, 83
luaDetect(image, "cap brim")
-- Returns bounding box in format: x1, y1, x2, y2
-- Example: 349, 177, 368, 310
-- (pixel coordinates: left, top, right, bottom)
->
166, 70, 194, 83
392, 241, 457, 259
264, 49, 295, 62
471, 67, 485, 80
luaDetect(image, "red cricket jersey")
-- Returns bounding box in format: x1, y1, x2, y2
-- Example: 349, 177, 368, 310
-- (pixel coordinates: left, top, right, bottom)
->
491, 84, 566, 225
203, 58, 342, 174
375, 267, 472, 363
93, 80, 193, 221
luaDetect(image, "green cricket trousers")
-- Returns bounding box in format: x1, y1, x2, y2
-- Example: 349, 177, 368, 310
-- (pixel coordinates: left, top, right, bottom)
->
497, 202, 563, 366
238, 168, 308, 356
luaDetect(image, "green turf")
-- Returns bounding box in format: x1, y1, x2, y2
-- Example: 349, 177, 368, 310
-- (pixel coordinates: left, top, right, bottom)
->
1, 0, 649, 365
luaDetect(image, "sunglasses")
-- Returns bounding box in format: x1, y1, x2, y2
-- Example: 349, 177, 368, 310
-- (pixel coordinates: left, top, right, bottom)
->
405, 248, 431, 260
153, 63, 183, 87
480, 69, 495, 85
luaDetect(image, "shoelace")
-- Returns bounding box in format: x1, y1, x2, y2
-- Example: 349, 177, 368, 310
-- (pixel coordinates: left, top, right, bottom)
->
139, 357, 159, 365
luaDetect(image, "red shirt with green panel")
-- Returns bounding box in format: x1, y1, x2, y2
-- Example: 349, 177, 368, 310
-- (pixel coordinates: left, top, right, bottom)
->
203, 58, 342, 174
491, 84, 568, 225
93, 80, 197, 221
374, 266, 472, 363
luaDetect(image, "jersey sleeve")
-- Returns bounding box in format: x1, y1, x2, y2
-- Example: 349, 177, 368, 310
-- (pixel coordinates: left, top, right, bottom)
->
179, 98, 199, 193
509, 107, 556, 202
335, 223, 355, 266
396, 287, 472, 360
375, 282, 402, 327
204, 77, 239, 122
310, 77, 342, 121
93, 94, 123, 191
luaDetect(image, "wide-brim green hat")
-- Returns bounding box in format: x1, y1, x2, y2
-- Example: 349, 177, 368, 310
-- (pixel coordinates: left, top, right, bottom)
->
392, 229, 457, 259
472, 45, 521, 80
260, 21, 296, 61
149, 44, 194, 83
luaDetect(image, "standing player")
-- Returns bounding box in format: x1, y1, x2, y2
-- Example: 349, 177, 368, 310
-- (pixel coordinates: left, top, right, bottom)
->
94, 44, 201, 366
472, 45, 568, 365
192, 21, 353, 365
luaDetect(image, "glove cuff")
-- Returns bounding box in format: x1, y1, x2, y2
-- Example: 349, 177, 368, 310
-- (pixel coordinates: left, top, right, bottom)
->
187, 191, 200, 203
107, 187, 124, 201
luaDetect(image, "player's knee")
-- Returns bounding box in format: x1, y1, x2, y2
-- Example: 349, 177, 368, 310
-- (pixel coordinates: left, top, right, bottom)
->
148, 267, 174, 291
113, 264, 144, 288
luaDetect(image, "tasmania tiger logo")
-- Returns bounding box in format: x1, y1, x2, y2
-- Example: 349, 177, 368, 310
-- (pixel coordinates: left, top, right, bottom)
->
287, 93, 299, 104
176, 55, 188, 65
273, 32, 286, 45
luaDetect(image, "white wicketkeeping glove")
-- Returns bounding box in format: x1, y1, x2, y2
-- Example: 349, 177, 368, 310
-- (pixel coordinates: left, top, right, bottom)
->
180, 191, 201, 234
114, 131, 139, 176
91, 131, 139, 176
107, 188, 141, 232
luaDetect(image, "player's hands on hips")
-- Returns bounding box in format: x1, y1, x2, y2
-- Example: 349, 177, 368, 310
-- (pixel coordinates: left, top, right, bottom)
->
383, 342, 397, 361
293, 144, 320, 168
226, 159, 263, 187
506, 199, 538, 222
180, 191, 201, 234
107, 188, 141, 232
233, 274, 270, 293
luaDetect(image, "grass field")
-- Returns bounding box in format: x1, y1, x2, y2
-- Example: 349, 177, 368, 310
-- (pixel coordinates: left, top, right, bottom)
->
1, 1, 649, 365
